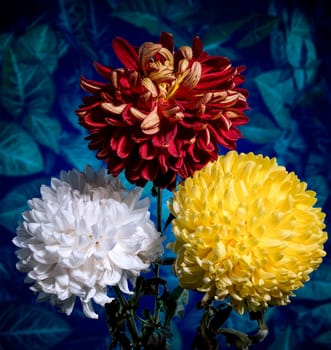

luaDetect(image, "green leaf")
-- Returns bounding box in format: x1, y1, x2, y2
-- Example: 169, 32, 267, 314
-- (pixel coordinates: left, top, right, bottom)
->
210, 304, 233, 331
297, 303, 331, 345
267, 326, 293, 350
23, 113, 62, 153
314, 330, 331, 346
57, 0, 86, 37
0, 302, 72, 350
293, 68, 305, 90
0, 32, 13, 60
286, 33, 316, 69
164, 286, 189, 324
286, 10, 317, 68
168, 6, 200, 29
293, 63, 318, 91
108, 0, 199, 25
112, 10, 170, 36
270, 27, 287, 67
305, 152, 329, 176
201, 45, 241, 62
168, 323, 182, 350
306, 175, 329, 207
0, 122, 43, 176
237, 15, 278, 48
0, 177, 47, 232
16, 25, 59, 73
222, 308, 259, 336
240, 113, 281, 144
254, 70, 295, 129
0, 262, 10, 280
58, 87, 82, 132
157, 257, 175, 266
296, 280, 331, 303
296, 262, 331, 302
60, 132, 101, 171
201, 17, 253, 48
273, 121, 307, 162
174, 288, 189, 319
57, 0, 96, 59
1, 47, 54, 119
108, 0, 194, 46
84, 1, 124, 61
220, 328, 253, 348
241, 125, 282, 144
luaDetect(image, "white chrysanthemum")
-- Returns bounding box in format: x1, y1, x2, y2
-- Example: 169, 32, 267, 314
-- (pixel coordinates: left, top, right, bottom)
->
13, 166, 163, 319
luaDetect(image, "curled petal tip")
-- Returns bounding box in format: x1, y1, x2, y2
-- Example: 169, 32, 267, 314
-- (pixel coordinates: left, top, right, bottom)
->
192, 36, 203, 57
182, 61, 202, 89
80, 77, 105, 93
160, 32, 174, 51
141, 108, 160, 134
93, 61, 112, 78
112, 36, 139, 70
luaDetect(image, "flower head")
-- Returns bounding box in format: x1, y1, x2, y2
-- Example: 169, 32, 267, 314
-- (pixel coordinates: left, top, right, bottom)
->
13, 166, 163, 319
77, 32, 249, 190
168, 151, 327, 314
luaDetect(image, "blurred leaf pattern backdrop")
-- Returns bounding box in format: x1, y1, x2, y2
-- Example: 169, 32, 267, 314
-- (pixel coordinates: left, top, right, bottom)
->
0, 0, 330, 349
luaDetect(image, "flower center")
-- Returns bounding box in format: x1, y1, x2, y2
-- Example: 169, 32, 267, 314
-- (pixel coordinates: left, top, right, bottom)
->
139, 42, 201, 102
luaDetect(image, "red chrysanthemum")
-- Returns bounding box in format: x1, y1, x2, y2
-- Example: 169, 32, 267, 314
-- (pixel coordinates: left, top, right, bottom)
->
76, 32, 249, 190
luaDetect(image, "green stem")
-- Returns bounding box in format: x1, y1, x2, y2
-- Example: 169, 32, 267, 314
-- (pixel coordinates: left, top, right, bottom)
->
113, 286, 141, 349
153, 186, 163, 324
156, 186, 163, 233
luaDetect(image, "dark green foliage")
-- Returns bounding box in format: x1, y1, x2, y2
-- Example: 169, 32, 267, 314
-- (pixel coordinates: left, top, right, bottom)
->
254, 69, 294, 129
0, 177, 48, 231
240, 112, 282, 144
60, 131, 101, 171
108, 0, 201, 46
1, 36, 55, 119
0, 122, 43, 176
0, 23, 63, 177
105, 278, 188, 349
0, 302, 72, 350
235, 14, 278, 49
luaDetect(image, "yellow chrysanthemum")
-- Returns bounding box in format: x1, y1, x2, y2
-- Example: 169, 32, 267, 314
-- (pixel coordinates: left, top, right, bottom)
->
168, 151, 327, 314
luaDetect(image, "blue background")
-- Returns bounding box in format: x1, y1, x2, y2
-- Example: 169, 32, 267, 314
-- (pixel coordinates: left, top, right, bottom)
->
0, 0, 330, 349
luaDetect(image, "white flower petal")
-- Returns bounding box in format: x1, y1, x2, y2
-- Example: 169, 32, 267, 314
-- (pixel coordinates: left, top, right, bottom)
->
60, 296, 76, 316
110, 248, 148, 270
13, 166, 162, 319
93, 292, 114, 306
118, 275, 133, 294
82, 300, 99, 319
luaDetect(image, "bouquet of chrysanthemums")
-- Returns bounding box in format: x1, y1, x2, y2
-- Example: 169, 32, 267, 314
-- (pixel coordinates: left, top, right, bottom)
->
12, 32, 327, 350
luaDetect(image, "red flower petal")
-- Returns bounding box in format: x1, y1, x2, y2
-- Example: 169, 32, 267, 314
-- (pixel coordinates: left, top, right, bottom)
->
196, 129, 215, 152
77, 32, 250, 190
84, 112, 108, 128
139, 142, 155, 160
159, 153, 168, 173
140, 159, 159, 181
93, 61, 113, 80
112, 37, 139, 70
80, 77, 106, 93
192, 36, 203, 58
109, 130, 135, 159
207, 123, 235, 148
107, 155, 125, 175
159, 32, 174, 52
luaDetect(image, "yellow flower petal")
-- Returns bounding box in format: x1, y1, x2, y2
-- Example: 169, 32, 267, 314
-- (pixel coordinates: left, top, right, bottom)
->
169, 151, 328, 314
